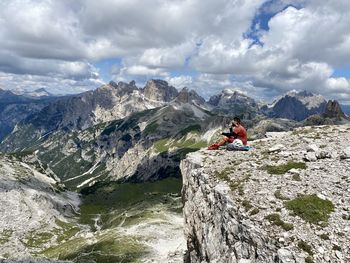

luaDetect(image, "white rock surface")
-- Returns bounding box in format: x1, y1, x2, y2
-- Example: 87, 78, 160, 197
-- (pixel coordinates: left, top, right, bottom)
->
268, 144, 285, 153
0, 155, 79, 259
307, 144, 319, 152
304, 152, 317, 162
181, 124, 350, 263
340, 146, 350, 159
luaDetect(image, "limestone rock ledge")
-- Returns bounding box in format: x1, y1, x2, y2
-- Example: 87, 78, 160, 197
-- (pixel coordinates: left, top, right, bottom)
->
181, 153, 281, 263
181, 125, 350, 263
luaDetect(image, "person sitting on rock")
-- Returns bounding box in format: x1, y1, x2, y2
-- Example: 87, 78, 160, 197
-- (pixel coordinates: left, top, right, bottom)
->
208, 116, 247, 150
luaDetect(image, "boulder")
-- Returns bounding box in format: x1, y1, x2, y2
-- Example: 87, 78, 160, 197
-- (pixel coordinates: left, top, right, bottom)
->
268, 144, 285, 153
316, 151, 332, 159
340, 146, 350, 159
304, 152, 317, 162
277, 248, 295, 263
307, 144, 319, 152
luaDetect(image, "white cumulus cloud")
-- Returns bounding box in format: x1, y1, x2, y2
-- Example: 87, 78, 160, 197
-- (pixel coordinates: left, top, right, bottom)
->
0, 0, 349, 103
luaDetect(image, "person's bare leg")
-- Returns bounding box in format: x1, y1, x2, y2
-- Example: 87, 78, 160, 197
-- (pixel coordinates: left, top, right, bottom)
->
208, 136, 229, 150
217, 139, 226, 146
217, 136, 229, 146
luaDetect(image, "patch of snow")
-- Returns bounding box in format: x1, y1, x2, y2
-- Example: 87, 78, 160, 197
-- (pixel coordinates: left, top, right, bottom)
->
299, 94, 326, 109
76, 174, 103, 188
64, 162, 100, 182
38, 131, 53, 140
223, 88, 234, 95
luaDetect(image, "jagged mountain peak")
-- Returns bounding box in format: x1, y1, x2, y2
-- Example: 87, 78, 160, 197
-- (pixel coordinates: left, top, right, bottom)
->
5, 79, 179, 136
286, 90, 314, 97
324, 100, 348, 119
262, 90, 327, 121
31, 88, 50, 93
206, 88, 258, 119
146, 79, 169, 86
175, 87, 206, 105
143, 79, 178, 102
107, 80, 139, 95
222, 88, 246, 97
208, 88, 256, 107
273, 90, 326, 110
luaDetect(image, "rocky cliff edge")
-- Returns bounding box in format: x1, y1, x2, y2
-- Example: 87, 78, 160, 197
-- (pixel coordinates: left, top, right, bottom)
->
181, 124, 350, 263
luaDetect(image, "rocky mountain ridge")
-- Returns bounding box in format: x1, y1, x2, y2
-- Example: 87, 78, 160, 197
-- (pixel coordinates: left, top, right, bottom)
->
1, 80, 348, 145
1, 80, 349, 191
181, 124, 350, 263
11, 88, 54, 98
3, 79, 206, 135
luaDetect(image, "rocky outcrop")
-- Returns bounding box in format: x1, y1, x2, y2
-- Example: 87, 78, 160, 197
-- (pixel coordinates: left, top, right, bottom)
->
323, 100, 349, 119
247, 118, 300, 140
304, 100, 350, 126
181, 154, 280, 262
181, 125, 350, 262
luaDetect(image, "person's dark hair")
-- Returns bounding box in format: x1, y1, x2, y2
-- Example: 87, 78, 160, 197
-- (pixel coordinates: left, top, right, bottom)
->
233, 116, 241, 124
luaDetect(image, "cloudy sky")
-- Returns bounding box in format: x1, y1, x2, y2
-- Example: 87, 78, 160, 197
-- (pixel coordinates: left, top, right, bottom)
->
0, 0, 350, 103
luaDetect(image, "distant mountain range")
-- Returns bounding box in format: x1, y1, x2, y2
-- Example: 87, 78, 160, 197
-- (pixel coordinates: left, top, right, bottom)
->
11, 87, 54, 98
0, 80, 349, 190
0, 88, 59, 141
